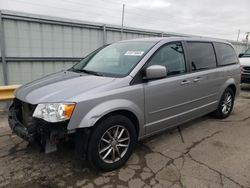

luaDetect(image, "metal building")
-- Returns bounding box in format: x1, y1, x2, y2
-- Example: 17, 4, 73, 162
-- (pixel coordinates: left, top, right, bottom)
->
0, 10, 247, 86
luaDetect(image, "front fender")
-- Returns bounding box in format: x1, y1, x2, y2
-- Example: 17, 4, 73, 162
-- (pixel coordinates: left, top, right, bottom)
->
69, 99, 145, 136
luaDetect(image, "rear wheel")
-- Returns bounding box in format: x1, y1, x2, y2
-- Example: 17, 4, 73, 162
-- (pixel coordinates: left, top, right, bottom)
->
87, 114, 136, 171
212, 87, 235, 119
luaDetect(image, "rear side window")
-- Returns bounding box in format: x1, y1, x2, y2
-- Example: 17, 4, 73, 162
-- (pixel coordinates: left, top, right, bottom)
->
187, 42, 217, 71
214, 43, 238, 66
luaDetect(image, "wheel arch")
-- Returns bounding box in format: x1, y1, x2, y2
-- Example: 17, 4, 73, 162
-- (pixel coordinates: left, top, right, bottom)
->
227, 84, 236, 96
218, 78, 239, 101
72, 99, 144, 138
92, 110, 140, 139
212, 81, 236, 119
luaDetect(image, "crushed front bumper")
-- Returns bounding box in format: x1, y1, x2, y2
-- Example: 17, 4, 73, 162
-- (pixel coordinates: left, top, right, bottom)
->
8, 98, 90, 158
8, 98, 69, 152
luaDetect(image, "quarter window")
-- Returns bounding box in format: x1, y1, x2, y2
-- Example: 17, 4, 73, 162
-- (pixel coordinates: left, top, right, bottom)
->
147, 42, 186, 76
187, 42, 217, 71
214, 43, 238, 66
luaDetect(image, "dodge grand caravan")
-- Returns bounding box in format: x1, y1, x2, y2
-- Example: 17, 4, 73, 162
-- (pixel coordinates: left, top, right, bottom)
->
239, 47, 250, 83
9, 37, 241, 171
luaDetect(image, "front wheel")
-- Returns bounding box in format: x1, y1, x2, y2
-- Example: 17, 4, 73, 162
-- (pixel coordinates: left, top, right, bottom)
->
87, 114, 136, 171
212, 87, 235, 119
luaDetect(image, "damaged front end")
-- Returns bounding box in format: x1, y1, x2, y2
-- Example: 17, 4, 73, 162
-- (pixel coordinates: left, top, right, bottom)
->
8, 98, 72, 153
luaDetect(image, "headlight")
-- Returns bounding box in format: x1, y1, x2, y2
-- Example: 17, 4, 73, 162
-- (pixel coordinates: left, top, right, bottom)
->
33, 103, 76, 123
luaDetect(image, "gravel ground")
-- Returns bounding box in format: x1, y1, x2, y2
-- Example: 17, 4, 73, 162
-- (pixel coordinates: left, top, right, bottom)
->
0, 86, 250, 188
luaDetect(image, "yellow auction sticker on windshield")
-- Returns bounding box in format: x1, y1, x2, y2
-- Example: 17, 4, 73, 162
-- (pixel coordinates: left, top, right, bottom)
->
124, 51, 144, 56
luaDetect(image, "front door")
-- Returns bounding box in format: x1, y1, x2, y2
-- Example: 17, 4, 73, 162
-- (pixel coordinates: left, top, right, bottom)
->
144, 42, 200, 134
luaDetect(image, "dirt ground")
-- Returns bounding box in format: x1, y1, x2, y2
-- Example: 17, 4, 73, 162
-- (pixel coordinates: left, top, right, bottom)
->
0, 86, 250, 188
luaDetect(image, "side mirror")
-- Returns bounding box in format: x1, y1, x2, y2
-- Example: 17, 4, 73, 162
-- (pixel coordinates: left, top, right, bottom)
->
144, 65, 167, 80
239, 53, 244, 58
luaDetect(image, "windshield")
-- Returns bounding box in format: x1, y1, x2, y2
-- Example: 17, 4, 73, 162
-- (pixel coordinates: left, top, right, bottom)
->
243, 47, 250, 57
70, 41, 156, 77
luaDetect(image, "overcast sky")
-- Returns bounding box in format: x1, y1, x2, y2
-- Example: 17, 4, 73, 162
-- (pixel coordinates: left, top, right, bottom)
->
0, 0, 250, 41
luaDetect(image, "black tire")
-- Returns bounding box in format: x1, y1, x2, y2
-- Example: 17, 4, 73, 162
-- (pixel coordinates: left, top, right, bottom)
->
87, 114, 137, 171
212, 87, 235, 119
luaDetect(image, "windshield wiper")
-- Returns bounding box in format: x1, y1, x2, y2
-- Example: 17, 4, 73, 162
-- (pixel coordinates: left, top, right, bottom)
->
81, 69, 103, 76
70, 68, 103, 76
243, 54, 250, 57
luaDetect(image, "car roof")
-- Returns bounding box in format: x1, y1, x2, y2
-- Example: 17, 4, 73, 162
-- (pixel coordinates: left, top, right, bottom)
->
120, 36, 231, 45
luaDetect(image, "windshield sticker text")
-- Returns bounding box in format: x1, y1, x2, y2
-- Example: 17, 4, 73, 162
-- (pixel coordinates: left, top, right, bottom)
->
124, 51, 144, 56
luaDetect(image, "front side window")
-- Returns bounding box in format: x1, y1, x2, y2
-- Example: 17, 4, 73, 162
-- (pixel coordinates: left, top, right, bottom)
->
71, 41, 156, 77
187, 42, 217, 71
147, 42, 186, 76
214, 43, 238, 66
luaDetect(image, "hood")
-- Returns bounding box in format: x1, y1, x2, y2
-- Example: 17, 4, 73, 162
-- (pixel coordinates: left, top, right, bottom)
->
239, 57, 250, 66
15, 71, 116, 104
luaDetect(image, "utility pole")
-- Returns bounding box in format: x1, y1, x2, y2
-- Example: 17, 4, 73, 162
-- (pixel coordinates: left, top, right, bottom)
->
246, 32, 249, 50
237, 29, 240, 42
121, 4, 125, 40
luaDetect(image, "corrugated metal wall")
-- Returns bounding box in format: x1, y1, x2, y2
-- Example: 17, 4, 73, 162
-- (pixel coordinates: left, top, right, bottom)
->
0, 10, 247, 85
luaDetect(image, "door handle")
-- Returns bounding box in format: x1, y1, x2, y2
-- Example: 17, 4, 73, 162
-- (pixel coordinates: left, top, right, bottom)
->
193, 77, 202, 82
180, 80, 191, 85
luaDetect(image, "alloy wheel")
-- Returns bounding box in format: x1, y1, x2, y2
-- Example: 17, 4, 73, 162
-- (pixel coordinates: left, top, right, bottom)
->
98, 125, 130, 164
221, 92, 233, 115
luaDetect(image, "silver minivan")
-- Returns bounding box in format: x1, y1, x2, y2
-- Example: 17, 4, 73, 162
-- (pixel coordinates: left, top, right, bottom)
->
9, 37, 241, 171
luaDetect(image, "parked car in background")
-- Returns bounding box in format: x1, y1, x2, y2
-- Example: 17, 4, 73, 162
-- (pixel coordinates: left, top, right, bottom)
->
8, 37, 241, 171
239, 48, 250, 83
